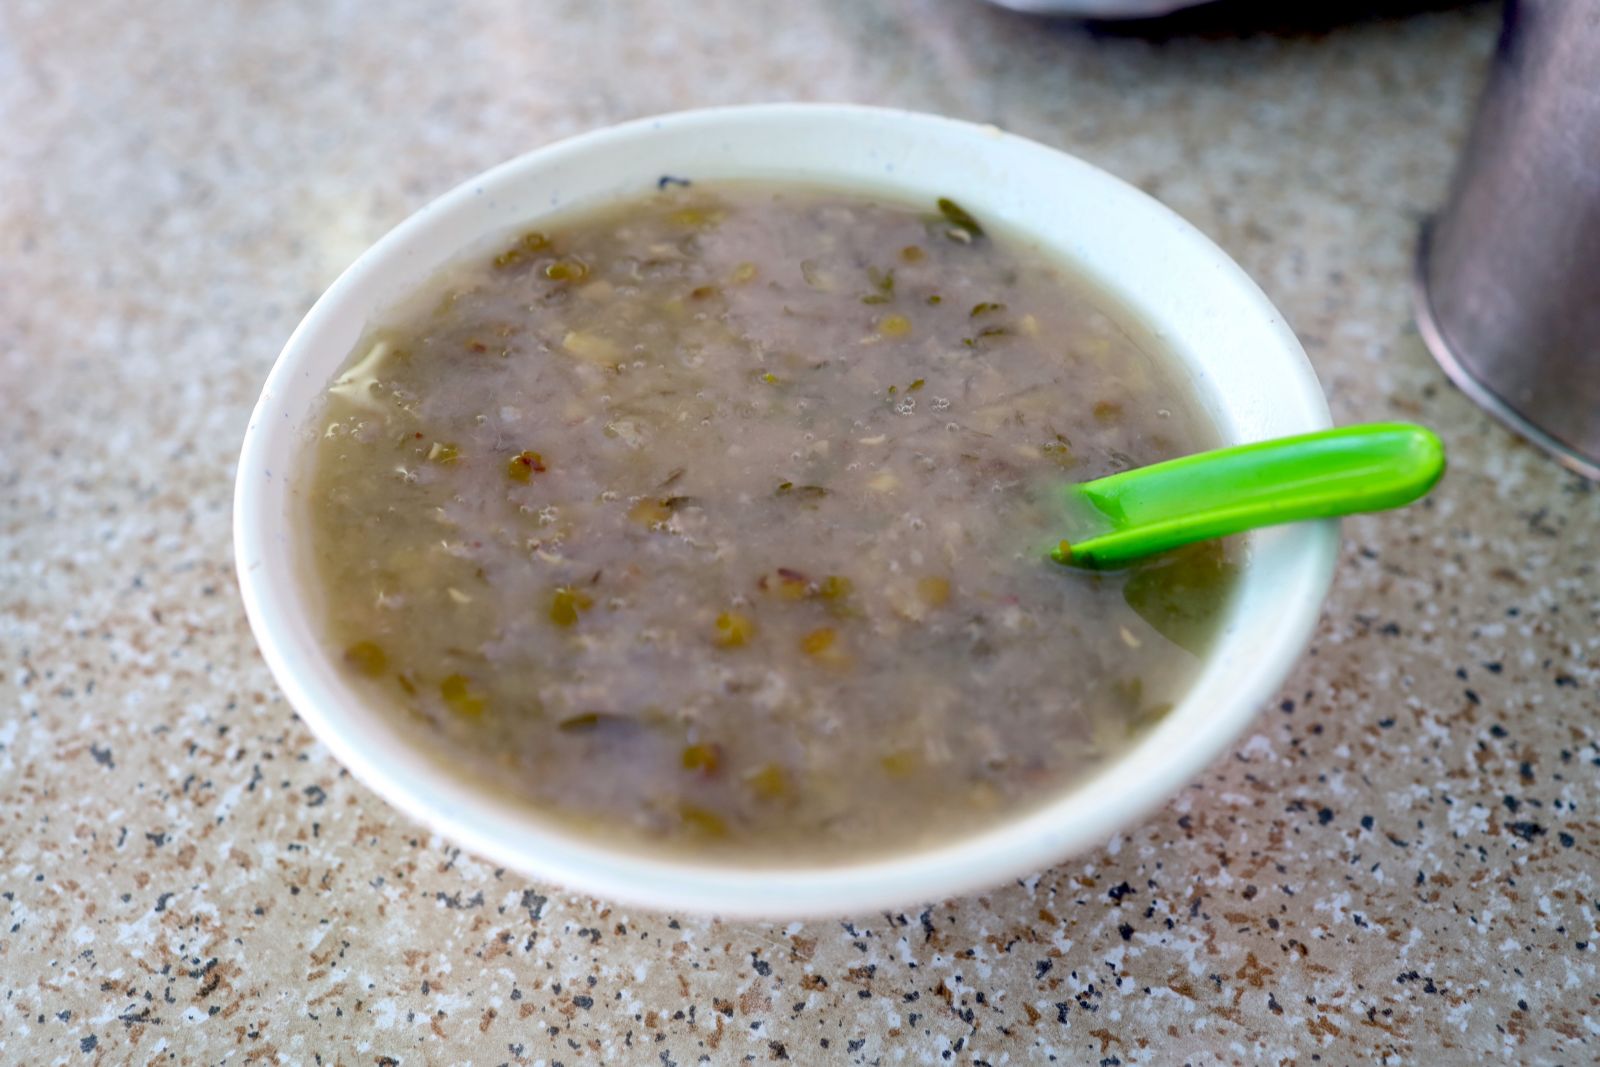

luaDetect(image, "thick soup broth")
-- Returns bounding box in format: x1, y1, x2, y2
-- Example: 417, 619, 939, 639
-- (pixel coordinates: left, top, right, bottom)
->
307, 184, 1236, 859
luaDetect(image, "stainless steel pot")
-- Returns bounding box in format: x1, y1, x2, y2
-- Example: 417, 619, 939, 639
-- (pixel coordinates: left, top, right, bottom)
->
1414, 0, 1600, 480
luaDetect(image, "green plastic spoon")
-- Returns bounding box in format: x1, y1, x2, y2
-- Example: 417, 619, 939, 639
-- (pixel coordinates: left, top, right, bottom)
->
1052, 422, 1445, 569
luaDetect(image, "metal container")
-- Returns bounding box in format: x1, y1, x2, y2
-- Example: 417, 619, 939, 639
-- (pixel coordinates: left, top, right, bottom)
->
1414, 0, 1600, 480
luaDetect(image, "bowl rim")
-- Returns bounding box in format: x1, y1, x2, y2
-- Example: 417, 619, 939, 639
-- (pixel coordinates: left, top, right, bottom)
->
234, 103, 1337, 918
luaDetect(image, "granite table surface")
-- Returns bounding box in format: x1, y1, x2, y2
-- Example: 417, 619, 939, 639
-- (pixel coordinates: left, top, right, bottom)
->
4, 1, 1597, 1063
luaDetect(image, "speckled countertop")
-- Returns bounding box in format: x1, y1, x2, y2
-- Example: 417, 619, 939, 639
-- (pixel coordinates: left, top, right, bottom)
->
4, 1, 1597, 1063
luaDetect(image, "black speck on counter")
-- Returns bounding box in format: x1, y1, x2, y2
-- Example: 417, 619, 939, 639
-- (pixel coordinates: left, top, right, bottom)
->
435, 890, 485, 910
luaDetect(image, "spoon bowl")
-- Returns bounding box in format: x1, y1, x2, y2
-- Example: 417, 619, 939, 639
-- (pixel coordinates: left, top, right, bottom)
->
235, 104, 1340, 917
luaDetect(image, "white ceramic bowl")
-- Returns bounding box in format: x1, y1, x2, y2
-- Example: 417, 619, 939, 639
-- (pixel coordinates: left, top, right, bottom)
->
235, 104, 1336, 918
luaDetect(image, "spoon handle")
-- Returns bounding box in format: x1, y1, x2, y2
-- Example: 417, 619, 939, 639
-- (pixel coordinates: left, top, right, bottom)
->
1053, 422, 1445, 569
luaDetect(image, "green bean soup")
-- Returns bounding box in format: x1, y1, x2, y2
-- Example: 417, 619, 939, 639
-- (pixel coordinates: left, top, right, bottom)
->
307, 184, 1237, 860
